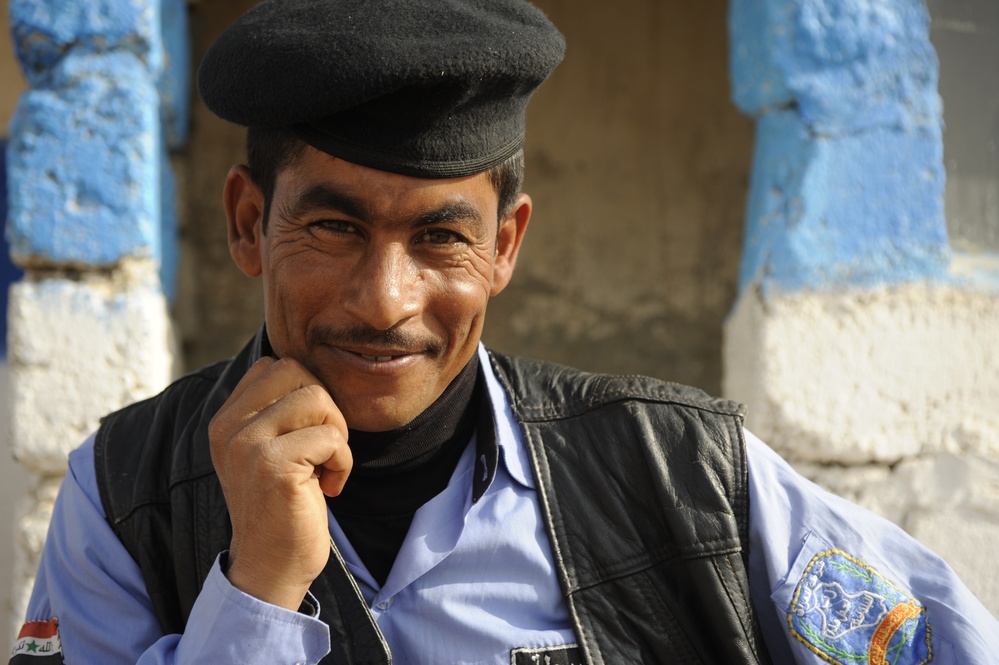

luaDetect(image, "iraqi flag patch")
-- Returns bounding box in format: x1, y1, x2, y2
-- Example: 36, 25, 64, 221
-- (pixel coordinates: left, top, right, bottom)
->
788, 549, 932, 664
10, 619, 64, 663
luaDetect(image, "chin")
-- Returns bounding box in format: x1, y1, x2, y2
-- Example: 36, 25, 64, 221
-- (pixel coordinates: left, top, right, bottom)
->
339, 398, 418, 433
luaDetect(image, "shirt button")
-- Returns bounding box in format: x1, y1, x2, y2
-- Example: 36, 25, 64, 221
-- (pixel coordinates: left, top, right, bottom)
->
375, 598, 393, 611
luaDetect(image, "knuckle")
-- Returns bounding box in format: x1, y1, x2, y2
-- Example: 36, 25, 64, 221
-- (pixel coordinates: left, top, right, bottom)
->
299, 382, 330, 404
272, 355, 304, 375
207, 412, 228, 444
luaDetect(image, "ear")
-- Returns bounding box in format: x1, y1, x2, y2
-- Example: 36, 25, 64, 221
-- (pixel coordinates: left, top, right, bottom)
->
490, 192, 531, 296
224, 164, 265, 278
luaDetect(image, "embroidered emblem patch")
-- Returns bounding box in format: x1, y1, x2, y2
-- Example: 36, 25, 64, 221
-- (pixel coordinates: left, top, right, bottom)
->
788, 549, 932, 665
10, 619, 64, 663
511, 644, 582, 665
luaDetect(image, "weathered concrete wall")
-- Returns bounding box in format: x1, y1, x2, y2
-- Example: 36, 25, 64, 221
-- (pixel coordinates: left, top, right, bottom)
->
4, 0, 187, 645
178, 0, 754, 396
927, 0, 999, 253
725, 0, 999, 616
0, 8, 25, 124
0, 6, 29, 655
175, 0, 263, 369
0, 358, 28, 659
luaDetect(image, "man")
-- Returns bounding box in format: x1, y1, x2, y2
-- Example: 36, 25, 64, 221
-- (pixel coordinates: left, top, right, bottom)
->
11, 1, 999, 664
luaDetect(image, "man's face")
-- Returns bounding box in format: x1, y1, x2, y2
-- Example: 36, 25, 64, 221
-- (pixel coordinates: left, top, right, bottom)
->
225, 146, 529, 432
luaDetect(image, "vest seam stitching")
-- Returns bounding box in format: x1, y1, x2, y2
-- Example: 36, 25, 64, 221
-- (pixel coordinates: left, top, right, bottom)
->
568, 538, 746, 591
566, 545, 745, 595
711, 554, 760, 661
513, 395, 744, 423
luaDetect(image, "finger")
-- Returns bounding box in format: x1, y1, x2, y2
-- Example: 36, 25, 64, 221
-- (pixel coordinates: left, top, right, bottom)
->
238, 384, 346, 442
317, 434, 353, 497
317, 466, 351, 498
230, 357, 322, 414
221, 357, 340, 432
271, 424, 353, 493
223, 355, 278, 407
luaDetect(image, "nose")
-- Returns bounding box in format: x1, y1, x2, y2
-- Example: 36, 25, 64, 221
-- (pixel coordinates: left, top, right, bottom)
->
341, 242, 422, 331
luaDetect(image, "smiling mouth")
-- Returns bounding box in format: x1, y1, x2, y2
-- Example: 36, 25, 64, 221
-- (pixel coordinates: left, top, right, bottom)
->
359, 353, 402, 362
345, 346, 426, 363
309, 324, 445, 362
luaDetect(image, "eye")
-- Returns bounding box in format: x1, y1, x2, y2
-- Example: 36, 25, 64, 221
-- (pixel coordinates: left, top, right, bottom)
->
312, 219, 360, 236
417, 229, 466, 245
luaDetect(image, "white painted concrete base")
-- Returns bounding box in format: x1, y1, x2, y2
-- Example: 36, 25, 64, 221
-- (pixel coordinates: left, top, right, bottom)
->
5, 263, 176, 644
8, 265, 175, 475
8, 477, 59, 647
723, 283, 999, 616
1, 361, 31, 656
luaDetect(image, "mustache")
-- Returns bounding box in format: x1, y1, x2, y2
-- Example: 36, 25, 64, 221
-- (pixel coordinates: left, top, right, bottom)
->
307, 323, 446, 356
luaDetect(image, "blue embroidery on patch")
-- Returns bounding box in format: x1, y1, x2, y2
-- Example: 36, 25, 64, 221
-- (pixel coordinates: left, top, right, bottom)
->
787, 549, 932, 664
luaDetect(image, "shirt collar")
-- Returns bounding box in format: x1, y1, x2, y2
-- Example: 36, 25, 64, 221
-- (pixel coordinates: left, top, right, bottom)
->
473, 344, 535, 501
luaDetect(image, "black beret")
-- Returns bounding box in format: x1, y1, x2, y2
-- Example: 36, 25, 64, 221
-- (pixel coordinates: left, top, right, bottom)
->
198, 0, 565, 178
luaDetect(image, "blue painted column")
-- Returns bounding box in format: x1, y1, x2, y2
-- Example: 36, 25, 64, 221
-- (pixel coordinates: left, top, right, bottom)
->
5, 0, 189, 627
730, 0, 948, 295
725, 0, 999, 617
8, 0, 188, 293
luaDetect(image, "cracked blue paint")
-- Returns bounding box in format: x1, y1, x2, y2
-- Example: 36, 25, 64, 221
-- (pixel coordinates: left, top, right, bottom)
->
7, 53, 161, 266
6, 0, 190, 301
730, 0, 949, 295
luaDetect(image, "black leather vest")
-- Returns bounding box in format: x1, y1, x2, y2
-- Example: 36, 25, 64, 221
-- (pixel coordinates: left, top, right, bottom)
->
95, 329, 771, 664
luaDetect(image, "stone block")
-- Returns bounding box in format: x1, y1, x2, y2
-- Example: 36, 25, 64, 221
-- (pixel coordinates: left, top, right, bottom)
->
7, 52, 163, 268
730, 0, 940, 135
10, 0, 164, 87
739, 109, 947, 294
723, 284, 999, 464
8, 267, 173, 475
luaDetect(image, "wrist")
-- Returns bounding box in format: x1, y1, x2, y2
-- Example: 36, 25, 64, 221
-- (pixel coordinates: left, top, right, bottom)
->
223, 551, 312, 611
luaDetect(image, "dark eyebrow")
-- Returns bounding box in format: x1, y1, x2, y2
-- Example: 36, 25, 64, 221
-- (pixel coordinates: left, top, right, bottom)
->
413, 200, 484, 228
280, 183, 485, 228
284, 183, 371, 221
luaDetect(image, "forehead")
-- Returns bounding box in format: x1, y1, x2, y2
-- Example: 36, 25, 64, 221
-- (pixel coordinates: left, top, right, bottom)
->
273, 146, 500, 219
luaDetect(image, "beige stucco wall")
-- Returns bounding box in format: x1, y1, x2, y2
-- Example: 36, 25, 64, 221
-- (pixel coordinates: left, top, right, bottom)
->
0, 6, 24, 128
177, 0, 754, 396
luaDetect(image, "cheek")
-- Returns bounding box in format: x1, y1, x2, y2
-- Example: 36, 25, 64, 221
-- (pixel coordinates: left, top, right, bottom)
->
423, 262, 493, 338
265, 253, 343, 325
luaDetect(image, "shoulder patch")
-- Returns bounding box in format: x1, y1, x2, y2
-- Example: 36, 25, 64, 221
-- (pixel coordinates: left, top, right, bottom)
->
787, 549, 932, 665
10, 619, 64, 663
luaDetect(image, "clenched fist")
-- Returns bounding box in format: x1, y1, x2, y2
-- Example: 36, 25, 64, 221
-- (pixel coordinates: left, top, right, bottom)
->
209, 356, 352, 610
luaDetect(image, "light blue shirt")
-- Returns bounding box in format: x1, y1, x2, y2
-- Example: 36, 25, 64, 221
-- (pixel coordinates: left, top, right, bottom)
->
19, 346, 999, 663
326, 345, 576, 663
745, 431, 999, 663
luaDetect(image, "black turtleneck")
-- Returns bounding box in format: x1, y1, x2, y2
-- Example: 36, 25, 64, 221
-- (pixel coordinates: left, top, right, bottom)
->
326, 353, 483, 585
